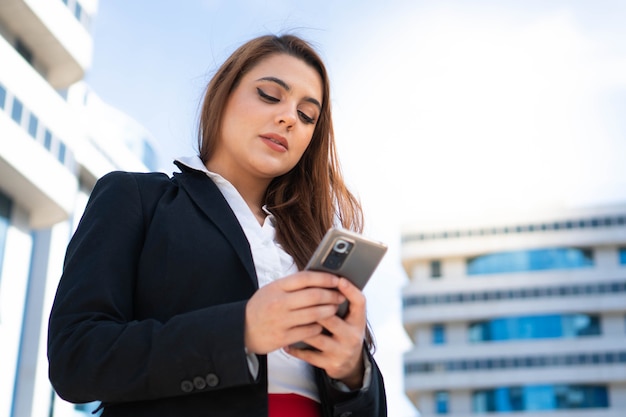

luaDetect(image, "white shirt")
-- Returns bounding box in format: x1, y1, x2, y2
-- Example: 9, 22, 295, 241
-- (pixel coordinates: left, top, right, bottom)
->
176, 156, 320, 402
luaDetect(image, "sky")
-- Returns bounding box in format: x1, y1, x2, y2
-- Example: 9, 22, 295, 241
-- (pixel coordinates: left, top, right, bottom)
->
85, 1, 626, 416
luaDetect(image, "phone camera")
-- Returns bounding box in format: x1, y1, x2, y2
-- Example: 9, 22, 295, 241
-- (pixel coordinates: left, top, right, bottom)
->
322, 238, 353, 270
333, 239, 350, 254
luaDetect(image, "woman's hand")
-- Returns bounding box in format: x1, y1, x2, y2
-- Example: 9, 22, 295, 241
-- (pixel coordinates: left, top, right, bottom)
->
244, 272, 345, 355
285, 278, 367, 390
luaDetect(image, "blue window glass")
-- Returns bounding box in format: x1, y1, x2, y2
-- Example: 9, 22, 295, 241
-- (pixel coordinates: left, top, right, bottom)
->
0, 192, 11, 283
467, 247, 593, 275
28, 113, 38, 138
58, 141, 67, 164
473, 385, 608, 412
469, 314, 600, 342
44, 130, 53, 150
435, 391, 449, 414
74, 2, 83, 20
432, 324, 446, 345
11, 97, 23, 125
0, 83, 6, 109
619, 248, 626, 265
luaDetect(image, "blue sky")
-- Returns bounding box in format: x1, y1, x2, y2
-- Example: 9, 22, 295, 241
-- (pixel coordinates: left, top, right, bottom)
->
85, 2, 626, 415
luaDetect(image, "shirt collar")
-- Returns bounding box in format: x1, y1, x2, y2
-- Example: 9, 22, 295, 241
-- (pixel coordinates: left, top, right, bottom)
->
175, 155, 275, 223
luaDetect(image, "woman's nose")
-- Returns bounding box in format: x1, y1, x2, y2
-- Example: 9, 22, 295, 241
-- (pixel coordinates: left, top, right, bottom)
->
276, 105, 297, 129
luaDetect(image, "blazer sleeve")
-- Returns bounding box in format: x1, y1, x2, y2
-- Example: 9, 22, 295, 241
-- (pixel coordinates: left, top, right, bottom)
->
47, 171, 256, 404
316, 348, 387, 417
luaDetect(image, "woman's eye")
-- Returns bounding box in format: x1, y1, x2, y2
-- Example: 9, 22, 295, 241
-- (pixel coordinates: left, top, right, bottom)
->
258, 87, 316, 124
298, 111, 316, 125
257, 88, 279, 102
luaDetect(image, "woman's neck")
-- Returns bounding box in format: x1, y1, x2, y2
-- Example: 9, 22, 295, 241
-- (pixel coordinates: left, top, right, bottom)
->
235, 183, 268, 226
205, 160, 269, 225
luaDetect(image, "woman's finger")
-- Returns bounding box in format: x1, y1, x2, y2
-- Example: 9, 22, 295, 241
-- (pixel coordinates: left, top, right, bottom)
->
277, 271, 339, 292
334, 278, 366, 325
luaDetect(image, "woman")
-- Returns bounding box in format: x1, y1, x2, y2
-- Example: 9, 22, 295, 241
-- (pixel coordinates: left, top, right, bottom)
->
48, 34, 387, 417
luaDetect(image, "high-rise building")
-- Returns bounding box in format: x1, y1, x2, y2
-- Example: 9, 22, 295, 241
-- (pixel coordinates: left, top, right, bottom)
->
0, 1, 158, 416
401, 204, 626, 416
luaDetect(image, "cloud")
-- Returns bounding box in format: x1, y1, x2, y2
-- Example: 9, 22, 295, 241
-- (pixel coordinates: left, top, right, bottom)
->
331, 5, 626, 224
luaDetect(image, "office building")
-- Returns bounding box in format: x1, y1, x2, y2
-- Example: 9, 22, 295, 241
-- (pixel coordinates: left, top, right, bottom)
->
401, 204, 626, 416
0, 1, 158, 416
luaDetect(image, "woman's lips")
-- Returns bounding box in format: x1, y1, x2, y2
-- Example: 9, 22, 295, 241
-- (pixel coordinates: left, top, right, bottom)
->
260, 133, 288, 151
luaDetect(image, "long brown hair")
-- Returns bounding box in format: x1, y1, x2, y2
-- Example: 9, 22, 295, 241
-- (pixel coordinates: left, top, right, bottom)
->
198, 34, 363, 266
197, 35, 373, 349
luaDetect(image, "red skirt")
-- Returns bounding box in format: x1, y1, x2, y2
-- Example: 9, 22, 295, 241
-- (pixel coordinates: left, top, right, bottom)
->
268, 394, 322, 417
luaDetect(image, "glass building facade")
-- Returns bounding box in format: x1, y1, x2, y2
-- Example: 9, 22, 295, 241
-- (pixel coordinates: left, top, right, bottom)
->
468, 314, 601, 342
472, 385, 609, 412
0, 82, 75, 171
467, 248, 594, 275
402, 207, 626, 417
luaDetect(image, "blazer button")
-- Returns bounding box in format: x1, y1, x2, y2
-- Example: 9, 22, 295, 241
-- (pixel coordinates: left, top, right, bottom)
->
205, 373, 219, 387
180, 380, 194, 393
193, 376, 207, 390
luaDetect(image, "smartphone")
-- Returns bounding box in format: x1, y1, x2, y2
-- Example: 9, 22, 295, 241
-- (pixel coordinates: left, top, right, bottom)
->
290, 227, 387, 349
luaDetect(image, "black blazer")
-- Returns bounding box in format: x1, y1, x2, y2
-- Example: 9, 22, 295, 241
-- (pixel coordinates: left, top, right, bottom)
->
48, 163, 387, 417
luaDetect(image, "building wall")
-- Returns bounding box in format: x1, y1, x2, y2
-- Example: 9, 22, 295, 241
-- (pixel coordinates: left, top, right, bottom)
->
401, 205, 626, 416
0, 205, 33, 417
0, 1, 159, 416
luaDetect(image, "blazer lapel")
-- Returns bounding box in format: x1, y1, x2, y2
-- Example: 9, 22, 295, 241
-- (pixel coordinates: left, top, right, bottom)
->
172, 166, 258, 288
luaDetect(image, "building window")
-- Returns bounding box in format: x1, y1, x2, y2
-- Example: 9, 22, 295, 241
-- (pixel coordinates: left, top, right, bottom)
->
435, 391, 449, 414
28, 113, 39, 139
432, 324, 446, 345
58, 141, 67, 164
44, 129, 53, 150
15, 39, 33, 64
468, 314, 601, 342
467, 247, 593, 275
472, 384, 609, 412
403, 215, 626, 243
0, 192, 11, 286
11, 97, 24, 125
619, 248, 626, 265
431, 260, 442, 278
403, 281, 626, 308
0, 83, 6, 109
74, 2, 83, 20
405, 350, 626, 375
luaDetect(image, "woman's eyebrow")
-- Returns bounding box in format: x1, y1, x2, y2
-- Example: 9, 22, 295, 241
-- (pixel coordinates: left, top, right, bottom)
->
257, 76, 322, 110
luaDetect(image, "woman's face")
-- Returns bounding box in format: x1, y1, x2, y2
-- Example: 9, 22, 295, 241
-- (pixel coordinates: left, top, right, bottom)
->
208, 53, 323, 186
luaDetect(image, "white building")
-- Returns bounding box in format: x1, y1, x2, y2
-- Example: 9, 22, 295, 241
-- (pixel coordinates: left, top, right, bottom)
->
0, 1, 158, 416
401, 204, 626, 417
